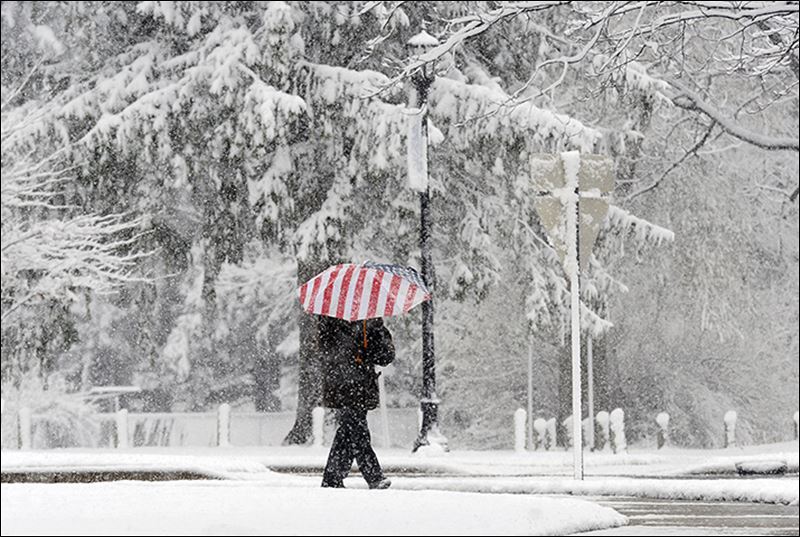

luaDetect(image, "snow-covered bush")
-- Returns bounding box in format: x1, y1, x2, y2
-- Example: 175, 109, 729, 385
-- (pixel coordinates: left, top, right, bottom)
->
1, 372, 98, 449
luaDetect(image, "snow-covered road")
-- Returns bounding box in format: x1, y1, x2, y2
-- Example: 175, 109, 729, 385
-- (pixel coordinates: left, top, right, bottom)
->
573, 496, 799, 536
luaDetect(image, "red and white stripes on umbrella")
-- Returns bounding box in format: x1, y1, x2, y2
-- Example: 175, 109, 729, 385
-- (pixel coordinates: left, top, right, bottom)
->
298, 262, 431, 320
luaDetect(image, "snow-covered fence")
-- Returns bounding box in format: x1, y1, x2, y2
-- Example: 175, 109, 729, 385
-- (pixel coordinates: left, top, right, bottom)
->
724, 410, 737, 448
3, 407, 421, 449
656, 412, 669, 449
514, 409, 526, 452
217, 404, 231, 448
595, 411, 610, 452
116, 409, 129, 449
18, 407, 32, 450
609, 408, 626, 453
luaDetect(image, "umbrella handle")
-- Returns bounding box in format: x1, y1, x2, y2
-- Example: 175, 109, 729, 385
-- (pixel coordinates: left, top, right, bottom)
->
354, 319, 368, 365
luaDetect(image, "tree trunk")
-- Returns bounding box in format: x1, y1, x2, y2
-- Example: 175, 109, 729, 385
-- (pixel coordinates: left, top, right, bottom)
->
282, 259, 326, 444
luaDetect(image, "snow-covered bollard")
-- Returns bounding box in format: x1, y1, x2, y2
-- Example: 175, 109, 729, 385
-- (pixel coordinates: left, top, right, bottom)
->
514, 408, 526, 452
595, 411, 610, 452
18, 407, 32, 450
545, 418, 557, 451
724, 410, 737, 448
656, 412, 670, 449
562, 415, 573, 448
217, 403, 231, 447
609, 408, 626, 454
312, 406, 325, 448
533, 418, 547, 450
116, 409, 129, 449
793, 411, 798, 440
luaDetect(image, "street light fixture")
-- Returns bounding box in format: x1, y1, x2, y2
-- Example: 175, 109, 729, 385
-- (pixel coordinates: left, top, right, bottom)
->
406, 29, 448, 452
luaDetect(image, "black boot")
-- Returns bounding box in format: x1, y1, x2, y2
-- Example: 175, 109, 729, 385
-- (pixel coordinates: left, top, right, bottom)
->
368, 478, 391, 490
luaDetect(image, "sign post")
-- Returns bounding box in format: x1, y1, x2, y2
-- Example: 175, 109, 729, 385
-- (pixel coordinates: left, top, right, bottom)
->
532, 152, 613, 480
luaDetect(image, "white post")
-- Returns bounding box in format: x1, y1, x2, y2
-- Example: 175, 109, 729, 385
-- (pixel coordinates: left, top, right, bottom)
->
527, 333, 534, 450
596, 410, 610, 451
533, 418, 547, 450
586, 334, 595, 451
116, 409, 129, 449
312, 406, 325, 448
217, 403, 231, 447
724, 410, 737, 448
656, 412, 670, 449
565, 156, 584, 479
378, 373, 391, 448
609, 408, 626, 453
514, 408, 527, 453
19, 407, 32, 450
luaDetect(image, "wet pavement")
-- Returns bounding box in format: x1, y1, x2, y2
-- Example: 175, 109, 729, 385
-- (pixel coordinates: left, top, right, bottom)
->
576, 496, 799, 536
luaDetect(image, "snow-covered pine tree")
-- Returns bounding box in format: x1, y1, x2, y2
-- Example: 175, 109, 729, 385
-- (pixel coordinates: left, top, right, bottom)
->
6, 2, 790, 448
2, 1, 674, 442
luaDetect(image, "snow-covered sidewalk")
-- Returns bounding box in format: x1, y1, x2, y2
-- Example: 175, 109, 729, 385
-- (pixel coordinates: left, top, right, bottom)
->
1, 481, 626, 536
387, 475, 799, 505
2, 441, 797, 505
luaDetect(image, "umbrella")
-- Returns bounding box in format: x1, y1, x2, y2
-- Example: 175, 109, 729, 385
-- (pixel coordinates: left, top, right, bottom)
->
298, 261, 431, 320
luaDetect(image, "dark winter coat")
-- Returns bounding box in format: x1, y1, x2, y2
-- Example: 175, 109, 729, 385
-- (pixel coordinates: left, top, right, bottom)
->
320, 317, 395, 411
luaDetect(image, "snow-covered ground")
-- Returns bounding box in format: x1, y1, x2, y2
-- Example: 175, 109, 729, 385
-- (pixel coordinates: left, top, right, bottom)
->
2, 441, 797, 499
0, 481, 626, 536
0, 451, 266, 479
2, 442, 798, 534
3, 449, 797, 505
389, 475, 799, 505
7, 440, 794, 478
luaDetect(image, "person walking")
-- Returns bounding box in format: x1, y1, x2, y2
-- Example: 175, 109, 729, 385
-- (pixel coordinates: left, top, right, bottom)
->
319, 316, 395, 489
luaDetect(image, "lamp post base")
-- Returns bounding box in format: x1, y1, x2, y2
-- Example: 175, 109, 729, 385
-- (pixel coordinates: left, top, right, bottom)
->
412, 401, 449, 453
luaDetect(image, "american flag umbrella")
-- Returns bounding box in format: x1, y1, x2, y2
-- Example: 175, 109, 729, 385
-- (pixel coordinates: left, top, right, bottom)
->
298, 261, 431, 320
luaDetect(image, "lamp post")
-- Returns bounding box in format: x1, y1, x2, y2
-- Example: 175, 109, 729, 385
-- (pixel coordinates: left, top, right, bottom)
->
406, 29, 447, 452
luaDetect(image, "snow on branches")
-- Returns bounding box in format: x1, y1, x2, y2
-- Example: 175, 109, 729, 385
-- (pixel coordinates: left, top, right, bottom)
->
430, 77, 600, 153
1, 107, 147, 326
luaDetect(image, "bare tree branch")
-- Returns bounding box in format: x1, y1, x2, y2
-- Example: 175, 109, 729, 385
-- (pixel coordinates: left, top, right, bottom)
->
627, 120, 717, 201
756, 19, 799, 79
668, 78, 799, 151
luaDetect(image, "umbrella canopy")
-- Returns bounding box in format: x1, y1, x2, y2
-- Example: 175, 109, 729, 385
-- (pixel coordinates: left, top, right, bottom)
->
298, 261, 431, 320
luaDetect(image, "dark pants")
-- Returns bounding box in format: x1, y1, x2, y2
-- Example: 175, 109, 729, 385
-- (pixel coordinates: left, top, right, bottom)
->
321, 408, 384, 487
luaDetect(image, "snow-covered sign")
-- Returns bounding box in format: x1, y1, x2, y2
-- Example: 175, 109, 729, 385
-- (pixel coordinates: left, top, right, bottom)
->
531, 151, 614, 480
531, 152, 613, 273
